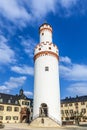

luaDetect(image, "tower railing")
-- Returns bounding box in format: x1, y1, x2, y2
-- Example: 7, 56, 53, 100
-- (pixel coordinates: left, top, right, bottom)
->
33, 114, 39, 120
49, 114, 62, 125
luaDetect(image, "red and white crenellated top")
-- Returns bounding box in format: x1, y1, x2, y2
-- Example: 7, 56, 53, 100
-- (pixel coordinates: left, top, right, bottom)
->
34, 23, 59, 61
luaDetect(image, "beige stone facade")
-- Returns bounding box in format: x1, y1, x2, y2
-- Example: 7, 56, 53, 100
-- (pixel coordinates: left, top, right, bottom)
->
0, 104, 20, 123
61, 96, 87, 124
0, 89, 33, 123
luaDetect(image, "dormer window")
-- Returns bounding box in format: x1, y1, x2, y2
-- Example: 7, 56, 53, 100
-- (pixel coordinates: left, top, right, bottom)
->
0, 98, 3, 103
8, 99, 11, 103
15, 101, 18, 104
10, 97, 12, 99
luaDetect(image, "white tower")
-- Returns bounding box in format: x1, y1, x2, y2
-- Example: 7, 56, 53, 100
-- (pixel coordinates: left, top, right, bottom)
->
33, 23, 61, 125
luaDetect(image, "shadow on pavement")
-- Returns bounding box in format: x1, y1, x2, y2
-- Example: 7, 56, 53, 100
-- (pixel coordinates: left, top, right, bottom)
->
79, 124, 87, 127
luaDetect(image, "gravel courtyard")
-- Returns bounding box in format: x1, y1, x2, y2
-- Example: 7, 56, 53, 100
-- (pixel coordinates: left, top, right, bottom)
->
2, 123, 87, 130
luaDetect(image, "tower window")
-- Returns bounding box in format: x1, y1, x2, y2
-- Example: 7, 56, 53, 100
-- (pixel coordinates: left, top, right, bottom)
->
49, 47, 51, 50
42, 33, 44, 35
45, 66, 49, 71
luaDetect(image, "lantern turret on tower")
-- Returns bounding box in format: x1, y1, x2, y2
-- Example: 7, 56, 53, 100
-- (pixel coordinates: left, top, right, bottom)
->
39, 23, 52, 43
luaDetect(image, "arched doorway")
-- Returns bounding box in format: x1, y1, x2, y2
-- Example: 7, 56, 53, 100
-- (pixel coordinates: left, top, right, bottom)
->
20, 108, 30, 123
39, 103, 48, 117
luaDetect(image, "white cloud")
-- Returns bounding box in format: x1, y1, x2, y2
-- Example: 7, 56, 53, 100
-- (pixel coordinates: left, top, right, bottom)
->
67, 83, 87, 96
60, 56, 71, 64
0, 0, 31, 27
21, 37, 37, 58
0, 35, 16, 65
60, 63, 87, 81
0, 76, 26, 93
58, 0, 87, 17
24, 91, 33, 97
60, 56, 87, 97
60, 0, 77, 8
60, 56, 87, 81
0, 0, 86, 28
31, 0, 57, 19
11, 65, 34, 76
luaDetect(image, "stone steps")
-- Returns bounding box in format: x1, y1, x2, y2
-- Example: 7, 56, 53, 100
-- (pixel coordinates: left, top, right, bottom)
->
30, 117, 61, 127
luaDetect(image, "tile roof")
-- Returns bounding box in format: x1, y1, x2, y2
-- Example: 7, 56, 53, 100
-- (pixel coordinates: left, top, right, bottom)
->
0, 93, 20, 105
0, 89, 32, 105
61, 95, 87, 104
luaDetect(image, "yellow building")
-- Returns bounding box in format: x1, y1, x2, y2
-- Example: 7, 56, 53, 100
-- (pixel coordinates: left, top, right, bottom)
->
0, 89, 33, 123
61, 96, 87, 124
0, 89, 87, 125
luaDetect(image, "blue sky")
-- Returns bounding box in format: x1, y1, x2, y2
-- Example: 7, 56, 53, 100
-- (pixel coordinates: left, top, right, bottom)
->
0, 0, 87, 99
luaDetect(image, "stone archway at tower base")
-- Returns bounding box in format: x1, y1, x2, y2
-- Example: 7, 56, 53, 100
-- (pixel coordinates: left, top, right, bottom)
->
30, 117, 61, 127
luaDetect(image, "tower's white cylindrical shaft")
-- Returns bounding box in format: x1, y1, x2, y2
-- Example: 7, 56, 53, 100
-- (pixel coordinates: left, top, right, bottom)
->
33, 23, 61, 125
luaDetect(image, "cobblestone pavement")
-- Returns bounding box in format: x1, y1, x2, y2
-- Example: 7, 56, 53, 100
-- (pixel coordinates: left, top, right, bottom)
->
2, 123, 87, 130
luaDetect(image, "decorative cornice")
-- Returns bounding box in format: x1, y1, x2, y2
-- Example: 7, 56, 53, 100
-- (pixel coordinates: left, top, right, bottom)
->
39, 27, 52, 33
34, 51, 59, 61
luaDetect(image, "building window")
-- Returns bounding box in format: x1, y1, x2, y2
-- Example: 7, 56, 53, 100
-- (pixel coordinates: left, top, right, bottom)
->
70, 117, 74, 120
8, 99, 11, 103
65, 110, 68, 114
22, 101, 25, 105
7, 106, 12, 111
15, 101, 18, 104
81, 102, 85, 105
0, 106, 4, 111
61, 110, 64, 114
0, 99, 3, 103
69, 103, 72, 106
6, 116, 11, 120
65, 117, 69, 120
25, 102, 30, 106
14, 107, 19, 112
31, 117, 32, 120
61, 104, 63, 107
65, 104, 68, 107
13, 116, 18, 120
31, 108, 33, 112
69, 109, 73, 114
61, 117, 63, 120
0, 116, 3, 120
45, 66, 49, 71
81, 108, 86, 114
75, 102, 78, 106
